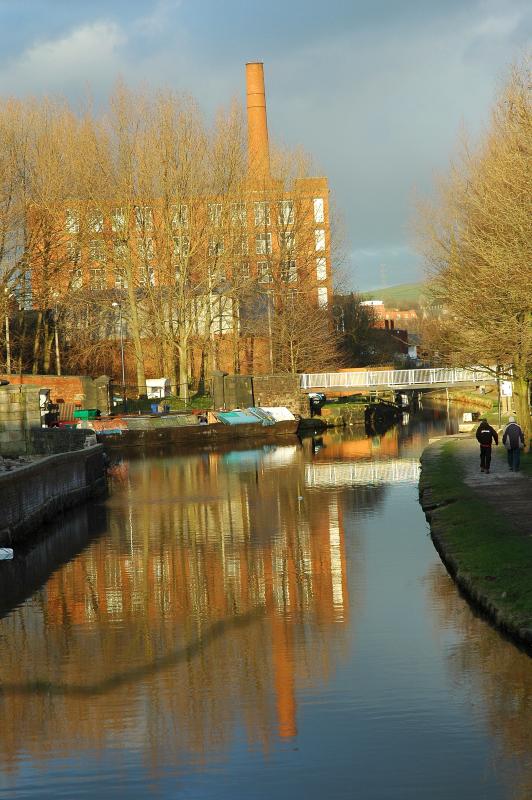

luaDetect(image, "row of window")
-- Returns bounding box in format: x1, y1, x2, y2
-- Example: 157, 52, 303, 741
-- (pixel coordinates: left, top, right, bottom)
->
64, 198, 326, 234
71, 229, 325, 264
68, 258, 314, 290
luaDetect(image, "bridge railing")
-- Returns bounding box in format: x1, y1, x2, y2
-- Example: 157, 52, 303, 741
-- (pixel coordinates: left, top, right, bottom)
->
305, 459, 421, 487
300, 367, 494, 390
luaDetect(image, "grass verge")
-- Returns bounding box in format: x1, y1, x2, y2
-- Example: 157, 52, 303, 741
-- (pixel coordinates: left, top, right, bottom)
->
419, 440, 532, 646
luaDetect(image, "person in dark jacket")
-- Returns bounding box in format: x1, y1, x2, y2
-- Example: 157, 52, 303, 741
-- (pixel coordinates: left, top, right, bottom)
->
502, 416, 525, 472
475, 418, 498, 473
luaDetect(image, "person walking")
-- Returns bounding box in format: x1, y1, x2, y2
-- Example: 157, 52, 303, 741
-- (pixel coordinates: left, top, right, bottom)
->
475, 418, 499, 473
502, 416, 525, 472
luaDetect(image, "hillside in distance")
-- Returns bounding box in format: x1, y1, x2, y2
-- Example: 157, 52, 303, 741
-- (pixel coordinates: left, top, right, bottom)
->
362, 282, 428, 309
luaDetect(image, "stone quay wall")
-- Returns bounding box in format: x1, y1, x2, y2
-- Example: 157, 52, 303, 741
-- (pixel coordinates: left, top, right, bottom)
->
0, 384, 42, 456
0, 445, 106, 547
252, 375, 308, 417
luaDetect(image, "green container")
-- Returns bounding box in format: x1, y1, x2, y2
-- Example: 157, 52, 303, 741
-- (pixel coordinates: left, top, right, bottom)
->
73, 409, 99, 420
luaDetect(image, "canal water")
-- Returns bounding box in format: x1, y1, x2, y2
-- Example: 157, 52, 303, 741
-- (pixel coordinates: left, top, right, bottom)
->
0, 408, 531, 799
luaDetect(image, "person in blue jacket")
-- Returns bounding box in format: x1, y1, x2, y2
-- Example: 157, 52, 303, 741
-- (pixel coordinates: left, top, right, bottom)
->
475, 418, 499, 473
502, 416, 525, 472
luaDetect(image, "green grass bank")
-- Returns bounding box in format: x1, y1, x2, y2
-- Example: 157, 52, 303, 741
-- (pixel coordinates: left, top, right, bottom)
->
419, 438, 532, 651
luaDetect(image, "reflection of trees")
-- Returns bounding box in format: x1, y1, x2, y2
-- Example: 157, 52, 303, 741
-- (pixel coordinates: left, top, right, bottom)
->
427, 566, 532, 800
0, 443, 356, 777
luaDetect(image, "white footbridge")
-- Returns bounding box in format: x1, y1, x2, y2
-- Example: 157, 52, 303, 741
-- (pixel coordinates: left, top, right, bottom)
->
300, 367, 495, 392
305, 458, 421, 488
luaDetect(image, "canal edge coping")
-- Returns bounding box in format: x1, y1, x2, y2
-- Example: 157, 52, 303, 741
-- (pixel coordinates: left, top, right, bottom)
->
0, 445, 107, 547
419, 436, 532, 654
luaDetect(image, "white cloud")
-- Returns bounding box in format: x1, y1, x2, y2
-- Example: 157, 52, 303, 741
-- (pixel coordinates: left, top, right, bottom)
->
0, 21, 125, 95
474, 13, 522, 38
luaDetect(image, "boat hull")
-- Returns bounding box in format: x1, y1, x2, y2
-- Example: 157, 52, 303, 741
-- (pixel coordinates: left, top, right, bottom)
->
96, 420, 299, 449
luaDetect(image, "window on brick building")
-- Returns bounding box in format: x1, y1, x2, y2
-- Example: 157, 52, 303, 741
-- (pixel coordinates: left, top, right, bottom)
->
172, 204, 188, 228
210, 295, 234, 335
230, 202, 246, 226
315, 229, 326, 251
173, 235, 190, 259
112, 208, 126, 233
135, 206, 153, 231
89, 239, 106, 262
316, 257, 327, 281
280, 231, 296, 252
281, 259, 297, 283
258, 261, 273, 283
255, 232, 272, 255
114, 268, 128, 290
317, 286, 328, 307
140, 264, 155, 287
208, 236, 224, 256
313, 198, 324, 223
67, 241, 81, 264
70, 267, 82, 290
254, 201, 270, 227
65, 210, 79, 234
208, 203, 223, 227
138, 237, 155, 261
89, 267, 106, 290
89, 210, 104, 232
278, 200, 294, 226
114, 241, 128, 262
234, 261, 250, 281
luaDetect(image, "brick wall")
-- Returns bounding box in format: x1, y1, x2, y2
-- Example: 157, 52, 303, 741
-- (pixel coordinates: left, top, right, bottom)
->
0, 446, 106, 546
0, 374, 109, 408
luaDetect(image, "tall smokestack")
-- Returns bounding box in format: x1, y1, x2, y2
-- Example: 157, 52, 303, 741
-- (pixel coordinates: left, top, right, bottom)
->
246, 62, 270, 177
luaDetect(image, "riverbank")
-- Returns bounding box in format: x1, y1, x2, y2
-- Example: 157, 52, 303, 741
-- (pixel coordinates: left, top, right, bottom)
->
427, 388, 494, 409
419, 436, 532, 651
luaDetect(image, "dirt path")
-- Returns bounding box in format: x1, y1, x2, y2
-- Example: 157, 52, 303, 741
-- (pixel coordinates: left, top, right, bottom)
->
456, 439, 531, 536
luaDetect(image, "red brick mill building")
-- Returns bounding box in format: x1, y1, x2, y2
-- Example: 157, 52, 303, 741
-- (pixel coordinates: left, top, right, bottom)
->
24, 63, 334, 392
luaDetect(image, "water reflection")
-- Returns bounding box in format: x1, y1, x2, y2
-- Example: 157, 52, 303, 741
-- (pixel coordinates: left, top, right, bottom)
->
427, 566, 532, 800
0, 412, 530, 799
0, 438, 356, 779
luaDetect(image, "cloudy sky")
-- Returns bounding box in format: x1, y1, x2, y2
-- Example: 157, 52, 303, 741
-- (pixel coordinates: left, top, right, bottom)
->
0, 0, 529, 289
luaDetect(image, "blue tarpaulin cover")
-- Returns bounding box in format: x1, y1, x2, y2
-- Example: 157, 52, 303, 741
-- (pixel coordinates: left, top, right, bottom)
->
216, 410, 262, 426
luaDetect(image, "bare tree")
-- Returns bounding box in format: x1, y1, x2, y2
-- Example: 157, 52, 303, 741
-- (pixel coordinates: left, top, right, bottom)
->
416, 59, 532, 443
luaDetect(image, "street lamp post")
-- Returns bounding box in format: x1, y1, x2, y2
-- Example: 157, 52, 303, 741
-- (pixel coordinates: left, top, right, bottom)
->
4, 287, 12, 375
51, 291, 61, 376
112, 302, 126, 411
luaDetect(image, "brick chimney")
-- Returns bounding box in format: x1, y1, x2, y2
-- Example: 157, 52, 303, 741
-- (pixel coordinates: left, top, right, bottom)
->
246, 62, 270, 177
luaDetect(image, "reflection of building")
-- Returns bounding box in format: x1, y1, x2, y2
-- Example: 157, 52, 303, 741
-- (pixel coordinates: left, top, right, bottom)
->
0, 443, 351, 773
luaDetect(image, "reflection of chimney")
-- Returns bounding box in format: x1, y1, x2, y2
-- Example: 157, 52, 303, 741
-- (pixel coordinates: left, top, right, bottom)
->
246, 62, 270, 177
272, 617, 297, 739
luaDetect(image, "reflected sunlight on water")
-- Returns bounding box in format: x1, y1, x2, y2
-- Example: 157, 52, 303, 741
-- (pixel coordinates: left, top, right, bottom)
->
0, 407, 530, 799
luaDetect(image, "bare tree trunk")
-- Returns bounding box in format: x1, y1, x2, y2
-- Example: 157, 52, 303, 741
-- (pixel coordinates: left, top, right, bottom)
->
178, 340, 189, 402
32, 311, 42, 374
42, 314, 53, 373
125, 284, 146, 395
512, 372, 531, 452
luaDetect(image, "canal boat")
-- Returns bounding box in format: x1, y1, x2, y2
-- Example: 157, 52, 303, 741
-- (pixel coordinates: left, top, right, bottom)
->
84, 407, 300, 449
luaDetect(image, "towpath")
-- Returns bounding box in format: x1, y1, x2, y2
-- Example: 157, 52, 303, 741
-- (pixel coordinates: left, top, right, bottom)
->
455, 438, 531, 536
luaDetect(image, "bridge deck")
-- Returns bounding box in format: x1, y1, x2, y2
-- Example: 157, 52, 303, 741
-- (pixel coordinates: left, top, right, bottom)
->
300, 368, 496, 392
